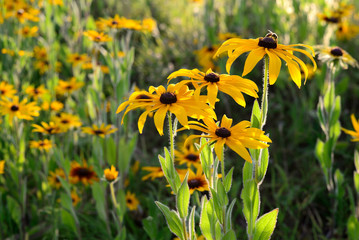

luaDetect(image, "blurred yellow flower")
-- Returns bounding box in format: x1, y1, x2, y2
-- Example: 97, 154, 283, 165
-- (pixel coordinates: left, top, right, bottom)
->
71, 191, 81, 206
33, 46, 48, 60
318, 46, 358, 70
178, 168, 208, 194
194, 45, 219, 71
25, 85, 48, 100
53, 113, 82, 131
342, 114, 359, 142
67, 53, 90, 66
175, 141, 201, 168
5, 5, 40, 23
0, 160, 4, 175
336, 22, 359, 40
104, 165, 118, 182
48, 168, 66, 189
0, 96, 40, 122
34, 60, 50, 74
141, 166, 164, 181
32, 121, 63, 135
0, 82, 17, 98
218, 32, 240, 41
141, 18, 156, 32
83, 30, 112, 42
18, 26, 38, 37
69, 161, 99, 185
56, 77, 84, 95
125, 191, 139, 211
30, 139, 53, 151
215, 31, 317, 88
82, 123, 117, 138
41, 101, 64, 112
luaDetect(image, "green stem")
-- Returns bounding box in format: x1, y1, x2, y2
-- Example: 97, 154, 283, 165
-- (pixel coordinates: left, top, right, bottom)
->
168, 113, 175, 162
182, 218, 188, 240
260, 56, 269, 130
110, 182, 119, 208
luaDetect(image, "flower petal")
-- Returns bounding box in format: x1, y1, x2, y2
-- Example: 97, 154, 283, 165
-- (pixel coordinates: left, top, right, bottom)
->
242, 47, 266, 77
154, 106, 169, 136
266, 49, 282, 85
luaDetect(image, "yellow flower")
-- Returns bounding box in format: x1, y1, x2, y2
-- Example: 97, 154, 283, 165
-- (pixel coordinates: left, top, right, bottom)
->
342, 114, 359, 142
32, 121, 63, 134
33, 46, 48, 60
69, 161, 99, 185
83, 30, 112, 42
215, 31, 317, 88
168, 68, 258, 108
141, 166, 164, 181
56, 77, 84, 95
194, 45, 219, 71
300, 64, 316, 80
53, 113, 82, 131
30, 139, 53, 151
218, 32, 240, 41
0, 160, 5, 174
117, 83, 216, 135
25, 85, 48, 100
82, 123, 118, 138
18, 26, 38, 37
318, 46, 358, 70
34, 60, 50, 75
104, 165, 118, 182
71, 191, 81, 206
336, 22, 359, 40
183, 115, 271, 163
125, 191, 140, 211
178, 168, 208, 194
48, 168, 66, 189
41, 101, 64, 112
175, 141, 201, 168
0, 82, 17, 99
5, 5, 40, 23
97, 15, 142, 30
0, 96, 40, 122
141, 18, 156, 32
48, 0, 63, 6
67, 53, 90, 66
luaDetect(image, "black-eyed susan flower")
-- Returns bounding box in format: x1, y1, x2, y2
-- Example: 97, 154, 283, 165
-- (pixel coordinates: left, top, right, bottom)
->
30, 139, 53, 152
215, 31, 317, 88
82, 123, 117, 138
0, 96, 40, 122
83, 30, 112, 42
25, 85, 48, 100
67, 53, 90, 66
32, 121, 62, 135
141, 166, 164, 181
5, 5, 40, 23
317, 46, 358, 70
168, 68, 258, 107
71, 191, 81, 206
175, 142, 201, 168
104, 165, 118, 182
55, 77, 84, 95
0, 160, 4, 174
183, 115, 271, 163
342, 114, 359, 142
69, 161, 99, 185
116, 83, 216, 136
194, 45, 219, 71
53, 113, 82, 131
33, 46, 48, 60
336, 22, 359, 40
41, 101, 64, 112
18, 26, 38, 37
34, 60, 50, 75
141, 18, 156, 32
48, 168, 66, 189
125, 191, 140, 211
0, 82, 17, 98
178, 168, 208, 194
48, 0, 64, 6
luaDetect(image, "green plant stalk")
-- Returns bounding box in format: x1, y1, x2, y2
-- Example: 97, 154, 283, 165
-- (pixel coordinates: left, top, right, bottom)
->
168, 113, 175, 164
182, 218, 188, 240
219, 146, 227, 232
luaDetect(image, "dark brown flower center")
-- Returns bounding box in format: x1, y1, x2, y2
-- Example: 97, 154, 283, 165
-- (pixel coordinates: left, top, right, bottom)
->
330, 47, 343, 57
47, 127, 54, 133
160, 92, 177, 104
258, 37, 277, 49
34, 89, 39, 95
207, 46, 214, 52
66, 85, 73, 90
127, 198, 132, 203
73, 167, 92, 177
75, 56, 82, 60
94, 130, 105, 135
185, 153, 199, 162
111, 20, 118, 25
0, 90, 5, 95
17, 9, 24, 16
39, 142, 45, 147
204, 73, 220, 83
95, 36, 101, 41
61, 119, 70, 124
188, 178, 203, 189
135, 94, 152, 100
11, 105, 19, 111
215, 127, 231, 138
324, 17, 339, 23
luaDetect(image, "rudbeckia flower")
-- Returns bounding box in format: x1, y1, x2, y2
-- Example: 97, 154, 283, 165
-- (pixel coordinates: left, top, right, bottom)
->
168, 68, 258, 107
175, 140, 201, 168
183, 115, 271, 163
67, 53, 90, 66
116, 83, 216, 136
178, 168, 208, 194
71, 191, 81, 206
342, 114, 359, 142
83, 30, 112, 42
48, 168, 66, 189
0, 82, 17, 98
82, 123, 118, 138
53, 113, 82, 131
56, 77, 84, 95
141, 166, 164, 181
0, 96, 40, 122
104, 165, 118, 182
25, 85, 48, 100
215, 31, 317, 88
69, 161, 99, 185
125, 191, 140, 211
29, 139, 53, 152
0, 160, 5, 175
317, 46, 358, 70
18, 26, 38, 37
32, 121, 62, 135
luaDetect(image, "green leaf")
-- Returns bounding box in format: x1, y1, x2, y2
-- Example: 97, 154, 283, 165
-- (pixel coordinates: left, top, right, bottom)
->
250, 100, 261, 129
329, 96, 341, 128
224, 167, 234, 192
156, 201, 184, 239
225, 199, 236, 232
241, 179, 260, 236
210, 188, 224, 224
217, 180, 229, 206
354, 172, 359, 195
200, 137, 213, 180
200, 198, 215, 240
188, 206, 196, 240
222, 230, 236, 240
143, 217, 158, 240
347, 214, 359, 240
159, 147, 181, 194
253, 208, 279, 240
91, 182, 107, 222
243, 161, 253, 184
256, 148, 269, 185
177, 173, 190, 219
354, 150, 359, 172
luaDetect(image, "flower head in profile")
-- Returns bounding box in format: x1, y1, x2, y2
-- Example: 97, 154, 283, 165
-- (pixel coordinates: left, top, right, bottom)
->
30, 139, 53, 152
317, 46, 358, 70
336, 22, 359, 40
141, 166, 164, 181
178, 168, 208, 194
67, 53, 90, 66
342, 114, 359, 142
69, 161, 99, 185
126, 191, 140, 211
82, 123, 118, 138
168, 68, 258, 107
53, 113, 82, 131
48, 168, 66, 189
116, 83, 216, 136
0, 82, 17, 98
215, 31, 317, 88
0, 96, 40, 122
83, 30, 112, 42
32, 121, 63, 135
183, 115, 271, 163
104, 165, 118, 182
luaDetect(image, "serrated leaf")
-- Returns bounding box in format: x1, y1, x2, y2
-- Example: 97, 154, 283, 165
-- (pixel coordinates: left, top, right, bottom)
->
177, 173, 190, 219
253, 208, 279, 240
224, 167, 234, 192
156, 201, 184, 239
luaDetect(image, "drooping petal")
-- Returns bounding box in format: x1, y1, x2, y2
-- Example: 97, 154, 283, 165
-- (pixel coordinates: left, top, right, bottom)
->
226, 139, 252, 163
265, 49, 282, 85
351, 114, 359, 132
226, 46, 256, 73
207, 83, 218, 107
214, 139, 225, 161
242, 47, 266, 77
170, 104, 189, 129
153, 105, 169, 135
221, 115, 233, 129
138, 109, 154, 134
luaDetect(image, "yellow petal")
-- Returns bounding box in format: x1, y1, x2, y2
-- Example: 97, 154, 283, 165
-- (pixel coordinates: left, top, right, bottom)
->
265, 49, 282, 85
242, 47, 266, 77
154, 106, 168, 136
351, 114, 359, 132
207, 83, 218, 107
170, 104, 189, 129
221, 115, 232, 129
226, 139, 252, 163
214, 139, 225, 161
